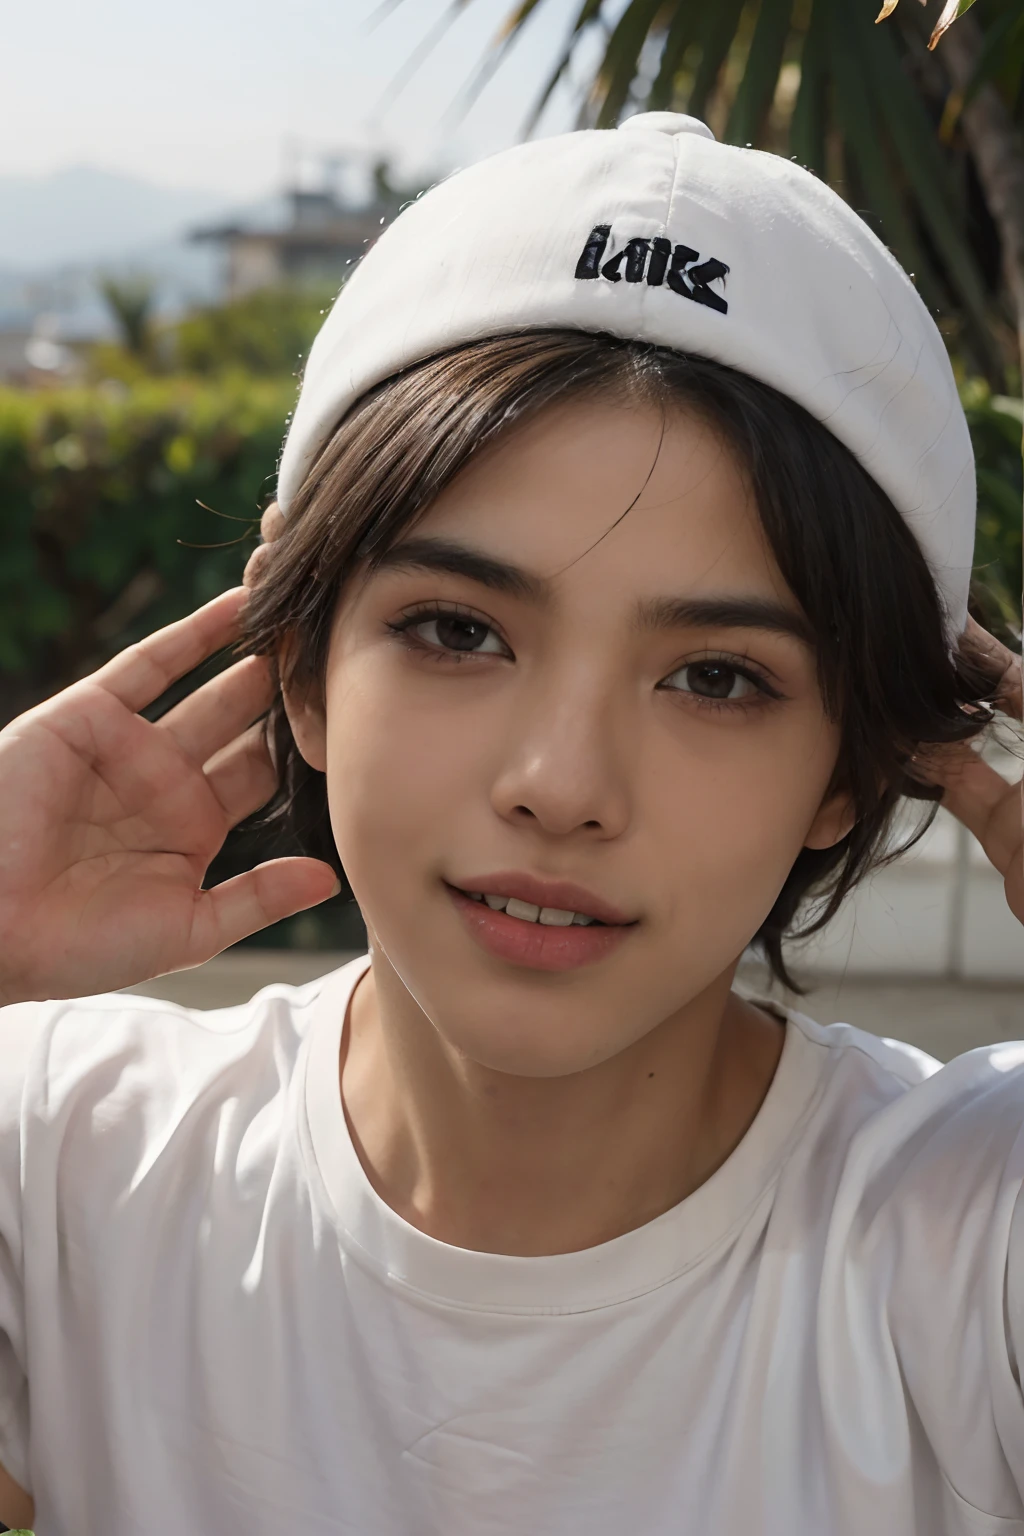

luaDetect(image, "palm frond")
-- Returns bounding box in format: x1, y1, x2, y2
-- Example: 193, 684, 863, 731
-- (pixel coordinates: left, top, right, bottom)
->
788, 0, 828, 176
726, 0, 796, 147
498, 0, 606, 136
929, 0, 981, 52
377, 0, 475, 111
942, 0, 1024, 134
443, 0, 553, 125
830, 4, 938, 300
593, 0, 671, 128
856, 2, 999, 369
646, 3, 704, 112
688, 0, 748, 123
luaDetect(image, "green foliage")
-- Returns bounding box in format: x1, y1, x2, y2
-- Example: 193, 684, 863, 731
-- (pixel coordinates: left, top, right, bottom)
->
0, 374, 293, 700
172, 285, 336, 378
98, 274, 157, 360
962, 381, 1024, 641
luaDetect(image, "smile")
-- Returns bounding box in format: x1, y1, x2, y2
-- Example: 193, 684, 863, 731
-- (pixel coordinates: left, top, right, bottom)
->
459, 892, 602, 927
445, 882, 635, 973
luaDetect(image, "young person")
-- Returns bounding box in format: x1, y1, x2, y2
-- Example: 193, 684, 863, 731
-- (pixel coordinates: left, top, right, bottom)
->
0, 112, 1021, 1534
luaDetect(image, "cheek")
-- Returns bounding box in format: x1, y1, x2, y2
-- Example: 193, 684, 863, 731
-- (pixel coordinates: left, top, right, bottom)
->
645, 720, 836, 913
319, 655, 488, 879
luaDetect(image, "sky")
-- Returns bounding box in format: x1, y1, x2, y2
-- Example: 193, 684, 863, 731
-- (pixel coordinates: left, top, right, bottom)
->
2, 0, 605, 197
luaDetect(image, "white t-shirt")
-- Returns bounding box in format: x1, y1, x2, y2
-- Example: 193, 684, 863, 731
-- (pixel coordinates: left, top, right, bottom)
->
3, 953, 1024, 1534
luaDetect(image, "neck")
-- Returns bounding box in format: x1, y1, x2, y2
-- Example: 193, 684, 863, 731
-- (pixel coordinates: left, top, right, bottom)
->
339, 952, 785, 1258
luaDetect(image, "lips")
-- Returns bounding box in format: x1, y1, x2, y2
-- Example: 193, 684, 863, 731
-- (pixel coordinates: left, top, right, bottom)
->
447, 872, 635, 928
446, 883, 635, 972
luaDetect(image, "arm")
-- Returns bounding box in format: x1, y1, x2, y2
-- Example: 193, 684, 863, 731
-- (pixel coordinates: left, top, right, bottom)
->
0, 1457, 33, 1530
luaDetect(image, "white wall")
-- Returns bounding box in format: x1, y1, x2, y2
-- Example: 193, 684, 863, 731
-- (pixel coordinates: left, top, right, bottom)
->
760, 725, 1024, 981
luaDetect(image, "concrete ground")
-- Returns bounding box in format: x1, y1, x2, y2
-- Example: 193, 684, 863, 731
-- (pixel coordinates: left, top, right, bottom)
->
124, 950, 1024, 1065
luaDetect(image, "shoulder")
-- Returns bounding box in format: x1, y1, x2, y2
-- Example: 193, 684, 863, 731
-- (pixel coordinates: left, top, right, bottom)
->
772, 998, 1024, 1211
742, 990, 943, 1162
785, 1005, 943, 1096
777, 1015, 1024, 1514
0, 958, 365, 1205
2, 971, 324, 1113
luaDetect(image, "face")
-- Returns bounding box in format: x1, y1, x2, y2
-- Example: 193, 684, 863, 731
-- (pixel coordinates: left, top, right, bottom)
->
286, 397, 854, 1078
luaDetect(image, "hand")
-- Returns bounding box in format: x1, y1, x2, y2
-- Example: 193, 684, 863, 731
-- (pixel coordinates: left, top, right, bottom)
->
0, 586, 339, 1006
910, 615, 1024, 927
243, 500, 286, 589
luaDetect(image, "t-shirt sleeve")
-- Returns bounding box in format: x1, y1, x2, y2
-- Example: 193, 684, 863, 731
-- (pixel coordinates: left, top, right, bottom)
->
996, 1129, 1024, 1487
822, 1041, 1024, 1524
0, 1000, 55, 1490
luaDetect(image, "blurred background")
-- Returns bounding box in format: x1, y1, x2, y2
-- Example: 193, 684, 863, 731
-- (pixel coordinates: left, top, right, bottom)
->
3, 0, 1024, 1061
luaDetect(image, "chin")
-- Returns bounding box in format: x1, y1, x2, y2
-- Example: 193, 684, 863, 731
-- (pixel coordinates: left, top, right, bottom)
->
425, 969, 644, 1077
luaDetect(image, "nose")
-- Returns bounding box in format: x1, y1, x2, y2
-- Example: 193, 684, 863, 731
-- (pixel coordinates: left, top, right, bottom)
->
489, 672, 631, 840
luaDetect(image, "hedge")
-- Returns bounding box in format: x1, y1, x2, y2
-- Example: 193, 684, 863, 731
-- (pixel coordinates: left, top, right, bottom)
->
0, 374, 296, 710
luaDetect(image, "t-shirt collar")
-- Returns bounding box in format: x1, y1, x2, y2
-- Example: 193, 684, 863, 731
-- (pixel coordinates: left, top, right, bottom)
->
302, 954, 828, 1314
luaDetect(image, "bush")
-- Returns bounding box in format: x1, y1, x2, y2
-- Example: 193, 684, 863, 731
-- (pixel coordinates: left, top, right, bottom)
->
0, 374, 292, 702
171, 286, 336, 377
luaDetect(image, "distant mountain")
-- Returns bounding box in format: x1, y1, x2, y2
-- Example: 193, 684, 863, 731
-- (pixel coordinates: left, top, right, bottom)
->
0, 166, 238, 270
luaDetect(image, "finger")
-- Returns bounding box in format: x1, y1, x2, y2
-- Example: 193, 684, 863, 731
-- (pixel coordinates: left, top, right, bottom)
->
158, 654, 275, 766
203, 721, 280, 827
936, 749, 1021, 876
93, 587, 249, 715
963, 615, 1023, 720
187, 857, 341, 965
260, 501, 285, 544
243, 542, 271, 590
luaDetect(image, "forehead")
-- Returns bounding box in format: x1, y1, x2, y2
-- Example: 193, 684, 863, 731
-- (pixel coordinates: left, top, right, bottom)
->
411, 394, 783, 600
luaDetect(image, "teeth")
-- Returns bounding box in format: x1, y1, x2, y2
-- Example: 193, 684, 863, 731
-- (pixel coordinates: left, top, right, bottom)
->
470, 892, 601, 927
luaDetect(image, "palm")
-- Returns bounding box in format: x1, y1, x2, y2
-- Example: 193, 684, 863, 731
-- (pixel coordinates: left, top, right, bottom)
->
0, 588, 337, 1005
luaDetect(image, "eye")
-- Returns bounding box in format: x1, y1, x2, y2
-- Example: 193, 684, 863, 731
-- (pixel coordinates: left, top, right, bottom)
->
660, 657, 779, 713
386, 606, 509, 659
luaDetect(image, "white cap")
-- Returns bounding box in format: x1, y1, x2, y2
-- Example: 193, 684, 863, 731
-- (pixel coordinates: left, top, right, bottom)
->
277, 112, 974, 651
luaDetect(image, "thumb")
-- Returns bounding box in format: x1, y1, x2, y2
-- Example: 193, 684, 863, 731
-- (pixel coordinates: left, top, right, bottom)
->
187, 858, 342, 967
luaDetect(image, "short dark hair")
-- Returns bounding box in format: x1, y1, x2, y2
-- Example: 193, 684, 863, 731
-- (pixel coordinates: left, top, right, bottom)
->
241, 329, 1007, 996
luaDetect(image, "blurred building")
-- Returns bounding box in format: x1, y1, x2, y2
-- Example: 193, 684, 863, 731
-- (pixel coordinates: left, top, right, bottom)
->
190, 158, 420, 301
0, 316, 86, 386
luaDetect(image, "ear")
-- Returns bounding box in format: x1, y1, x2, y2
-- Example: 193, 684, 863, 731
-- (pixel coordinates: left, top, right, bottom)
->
279, 647, 328, 774
803, 788, 858, 851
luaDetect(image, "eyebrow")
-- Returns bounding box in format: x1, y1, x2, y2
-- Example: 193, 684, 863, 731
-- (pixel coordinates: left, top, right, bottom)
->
373, 536, 816, 650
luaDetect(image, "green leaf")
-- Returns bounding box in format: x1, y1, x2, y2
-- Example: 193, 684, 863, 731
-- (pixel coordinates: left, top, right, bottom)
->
788, 0, 828, 176
688, 0, 748, 123
830, 3, 939, 300
850, 4, 998, 372
515, 0, 605, 134
956, 1, 1024, 114
647, 3, 704, 112
449, 0, 553, 123
725, 0, 796, 147
595, 0, 673, 128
